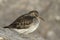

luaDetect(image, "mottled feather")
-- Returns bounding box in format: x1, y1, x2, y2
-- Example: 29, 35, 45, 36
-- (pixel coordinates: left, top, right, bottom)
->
4, 14, 35, 29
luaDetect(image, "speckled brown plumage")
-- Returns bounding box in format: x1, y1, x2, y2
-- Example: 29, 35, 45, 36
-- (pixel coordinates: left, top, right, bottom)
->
9, 16, 34, 29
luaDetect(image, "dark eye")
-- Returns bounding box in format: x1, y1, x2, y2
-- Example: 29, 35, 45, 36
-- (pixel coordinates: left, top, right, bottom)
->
34, 13, 38, 16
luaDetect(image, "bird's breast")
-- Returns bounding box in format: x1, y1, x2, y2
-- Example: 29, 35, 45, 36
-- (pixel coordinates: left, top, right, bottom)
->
25, 18, 40, 34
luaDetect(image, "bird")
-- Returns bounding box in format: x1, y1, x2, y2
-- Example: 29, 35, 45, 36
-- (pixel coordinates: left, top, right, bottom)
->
3, 10, 44, 34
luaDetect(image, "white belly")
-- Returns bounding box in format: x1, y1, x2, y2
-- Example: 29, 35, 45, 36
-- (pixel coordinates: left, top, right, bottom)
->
13, 19, 40, 34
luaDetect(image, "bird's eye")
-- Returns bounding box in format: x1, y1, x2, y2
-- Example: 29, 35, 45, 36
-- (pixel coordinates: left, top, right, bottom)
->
34, 13, 38, 16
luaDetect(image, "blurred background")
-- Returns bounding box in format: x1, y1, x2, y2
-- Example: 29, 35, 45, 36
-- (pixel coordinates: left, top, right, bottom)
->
0, 0, 60, 40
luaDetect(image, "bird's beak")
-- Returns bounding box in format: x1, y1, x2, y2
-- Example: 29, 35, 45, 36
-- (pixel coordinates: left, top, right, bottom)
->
39, 16, 45, 21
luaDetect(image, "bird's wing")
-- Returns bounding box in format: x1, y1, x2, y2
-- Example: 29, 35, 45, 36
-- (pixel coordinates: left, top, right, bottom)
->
8, 14, 34, 29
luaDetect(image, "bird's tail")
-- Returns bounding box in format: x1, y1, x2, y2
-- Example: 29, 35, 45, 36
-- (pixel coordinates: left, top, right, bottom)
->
3, 26, 10, 28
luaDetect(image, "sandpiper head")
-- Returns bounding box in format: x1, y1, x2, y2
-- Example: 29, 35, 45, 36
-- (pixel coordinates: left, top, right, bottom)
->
28, 10, 39, 17
29, 10, 45, 21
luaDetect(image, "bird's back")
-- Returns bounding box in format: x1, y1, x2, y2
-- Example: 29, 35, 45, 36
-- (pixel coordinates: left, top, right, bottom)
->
4, 14, 35, 29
